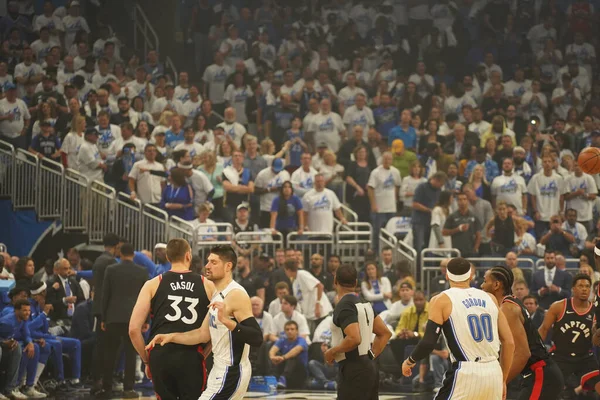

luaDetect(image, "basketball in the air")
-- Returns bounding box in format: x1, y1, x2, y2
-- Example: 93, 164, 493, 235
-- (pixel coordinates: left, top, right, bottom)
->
578, 147, 600, 175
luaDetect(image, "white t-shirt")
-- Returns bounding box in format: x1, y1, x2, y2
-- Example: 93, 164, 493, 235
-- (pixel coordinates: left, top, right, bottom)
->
291, 166, 317, 197
408, 74, 434, 98
95, 124, 122, 154
515, 232, 537, 254
342, 105, 374, 139
292, 269, 333, 321
191, 218, 219, 241
551, 87, 582, 119
202, 64, 232, 104
400, 176, 427, 208
254, 168, 291, 212
91, 72, 117, 90
504, 79, 532, 99
128, 159, 166, 204
565, 173, 598, 221
62, 131, 84, 169
338, 86, 367, 109
273, 310, 310, 339
312, 112, 345, 152
302, 187, 341, 233
14, 62, 43, 97
224, 84, 252, 125
33, 14, 65, 37
174, 142, 205, 158
468, 120, 492, 138
527, 24, 557, 54
151, 97, 185, 118
255, 311, 276, 337
490, 174, 528, 215
216, 121, 246, 149
62, 15, 90, 50
302, 111, 320, 133
368, 165, 402, 213
520, 91, 548, 127
0, 98, 31, 138
30, 38, 59, 62
187, 169, 214, 208
107, 135, 147, 159
182, 98, 203, 128
126, 80, 155, 100
77, 140, 104, 182
174, 85, 190, 103
219, 38, 247, 68
444, 95, 477, 117
527, 172, 566, 221
562, 221, 588, 250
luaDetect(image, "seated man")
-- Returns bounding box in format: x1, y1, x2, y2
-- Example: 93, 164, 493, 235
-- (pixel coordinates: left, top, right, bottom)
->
0, 299, 47, 398
0, 287, 30, 317
0, 323, 24, 399
272, 296, 310, 342
29, 282, 82, 390
307, 316, 337, 391
250, 296, 276, 376
390, 291, 429, 368
268, 282, 291, 316
268, 321, 308, 390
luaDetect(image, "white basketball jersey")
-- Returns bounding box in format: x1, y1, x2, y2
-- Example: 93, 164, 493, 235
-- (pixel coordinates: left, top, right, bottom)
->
442, 287, 500, 363
208, 280, 251, 366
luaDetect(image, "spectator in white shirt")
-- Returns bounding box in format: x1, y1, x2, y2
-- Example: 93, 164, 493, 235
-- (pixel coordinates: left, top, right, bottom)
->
62, 114, 86, 169
552, 73, 582, 119
151, 84, 185, 123
491, 158, 528, 214
565, 164, 597, 232
361, 261, 393, 315
468, 107, 491, 138
202, 52, 232, 112
190, 202, 220, 242
77, 127, 107, 183
216, 107, 247, 149
251, 296, 276, 342
302, 174, 347, 234
342, 93, 374, 137
408, 61, 435, 99
527, 15, 557, 55
268, 282, 291, 317
312, 98, 346, 153
283, 259, 333, 332
338, 73, 367, 115
528, 155, 566, 238
562, 209, 588, 256
128, 143, 165, 204
271, 293, 310, 342
0, 83, 31, 148
368, 152, 402, 250
291, 152, 318, 198
174, 127, 205, 159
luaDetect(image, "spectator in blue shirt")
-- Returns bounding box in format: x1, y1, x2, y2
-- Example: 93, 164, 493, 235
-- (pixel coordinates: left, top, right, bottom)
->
29, 121, 62, 162
153, 243, 171, 276
388, 109, 417, 150
270, 181, 304, 240
159, 168, 195, 220
373, 94, 398, 140
29, 281, 82, 390
285, 117, 307, 168
0, 318, 22, 398
165, 115, 185, 149
0, 299, 48, 398
269, 320, 308, 390
464, 147, 500, 184
0, 286, 29, 318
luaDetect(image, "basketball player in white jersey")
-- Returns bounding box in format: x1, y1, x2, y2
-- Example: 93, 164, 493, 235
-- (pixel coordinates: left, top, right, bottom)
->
401, 258, 515, 400
146, 245, 263, 399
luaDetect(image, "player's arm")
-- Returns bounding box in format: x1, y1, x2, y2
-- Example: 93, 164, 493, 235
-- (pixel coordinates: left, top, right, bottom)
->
219, 290, 263, 347
128, 279, 157, 363
402, 294, 447, 376
372, 314, 392, 358
538, 300, 562, 341
147, 314, 211, 348
501, 302, 529, 382
497, 302, 515, 386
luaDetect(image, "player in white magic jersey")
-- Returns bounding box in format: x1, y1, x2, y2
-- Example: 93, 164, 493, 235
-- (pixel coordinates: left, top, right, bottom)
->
147, 245, 263, 399
401, 258, 515, 400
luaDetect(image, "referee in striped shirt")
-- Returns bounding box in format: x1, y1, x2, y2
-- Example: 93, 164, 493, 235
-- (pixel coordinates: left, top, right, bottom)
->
324, 264, 392, 400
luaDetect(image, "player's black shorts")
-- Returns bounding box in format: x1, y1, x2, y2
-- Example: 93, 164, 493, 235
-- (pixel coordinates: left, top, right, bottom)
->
517, 359, 564, 400
148, 343, 207, 400
337, 356, 378, 400
553, 353, 600, 392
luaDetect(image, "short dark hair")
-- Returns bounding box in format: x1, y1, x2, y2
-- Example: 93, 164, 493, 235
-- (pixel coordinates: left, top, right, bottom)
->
523, 295, 537, 305
381, 246, 392, 253
284, 259, 298, 272
167, 238, 191, 263
282, 295, 297, 308
9, 286, 29, 299
447, 257, 471, 279
336, 264, 357, 288
573, 273, 592, 287
103, 233, 121, 247
120, 243, 135, 257
489, 266, 514, 296
328, 254, 341, 263
209, 245, 237, 270
14, 299, 31, 310
284, 320, 298, 330
275, 282, 289, 291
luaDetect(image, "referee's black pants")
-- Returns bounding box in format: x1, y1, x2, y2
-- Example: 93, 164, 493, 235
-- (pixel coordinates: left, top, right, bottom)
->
102, 322, 137, 392
337, 356, 378, 400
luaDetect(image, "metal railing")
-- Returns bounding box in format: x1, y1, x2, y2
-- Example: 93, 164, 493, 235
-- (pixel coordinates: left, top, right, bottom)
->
88, 182, 116, 244
287, 232, 335, 268
140, 204, 169, 252
335, 222, 372, 270
13, 149, 38, 209
37, 158, 64, 220
63, 169, 89, 232
379, 228, 418, 276
235, 231, 284, 266
114, 193, 143, 247
0, 141, 14, 198
420, 248, 462, 292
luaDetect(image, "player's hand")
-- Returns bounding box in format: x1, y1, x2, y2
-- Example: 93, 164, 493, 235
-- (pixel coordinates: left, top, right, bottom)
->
210, 301, 229, 324
146, 333, 175, 349
401, 359, 415, 377
324, 348, 336, 365
25, 342, 35, 359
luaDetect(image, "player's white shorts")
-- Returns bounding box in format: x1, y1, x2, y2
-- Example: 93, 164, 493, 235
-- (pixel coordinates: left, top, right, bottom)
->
199, 360, 251, 400
435, 360, 502, 400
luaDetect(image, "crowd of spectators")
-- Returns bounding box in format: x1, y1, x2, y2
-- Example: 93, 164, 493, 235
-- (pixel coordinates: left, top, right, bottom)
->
2, 0, 600, 396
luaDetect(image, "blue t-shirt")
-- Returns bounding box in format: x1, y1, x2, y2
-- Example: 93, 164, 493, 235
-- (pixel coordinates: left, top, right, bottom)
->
373, 106, 398, 139
387, 125, 417, 149
286, 130, 304, 167
165, 129, 185, 149
270, 195, 303, 231
274, 336, 308, 366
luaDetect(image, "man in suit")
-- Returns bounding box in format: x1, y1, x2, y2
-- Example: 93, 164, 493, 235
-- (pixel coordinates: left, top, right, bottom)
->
531, 250, 572, 309
46, 258, 85, 322
100, 242, 148, 399
90, 233, 122, 394
442, 123, 478, 159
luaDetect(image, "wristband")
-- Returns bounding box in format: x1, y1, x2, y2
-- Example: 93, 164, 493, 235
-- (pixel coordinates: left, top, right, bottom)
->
408, 356, 416, 364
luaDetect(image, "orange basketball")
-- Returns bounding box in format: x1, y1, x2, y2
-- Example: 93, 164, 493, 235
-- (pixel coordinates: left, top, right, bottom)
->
578, 147, 600, 175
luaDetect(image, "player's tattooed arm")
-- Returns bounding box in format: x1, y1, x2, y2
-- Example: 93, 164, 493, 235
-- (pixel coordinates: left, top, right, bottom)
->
538, 300, 562, 341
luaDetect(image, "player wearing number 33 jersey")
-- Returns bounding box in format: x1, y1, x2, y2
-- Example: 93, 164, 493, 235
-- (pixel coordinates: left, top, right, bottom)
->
401, 258, 515, 400
145, 245, 264, 400
129, 239, 217, 400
